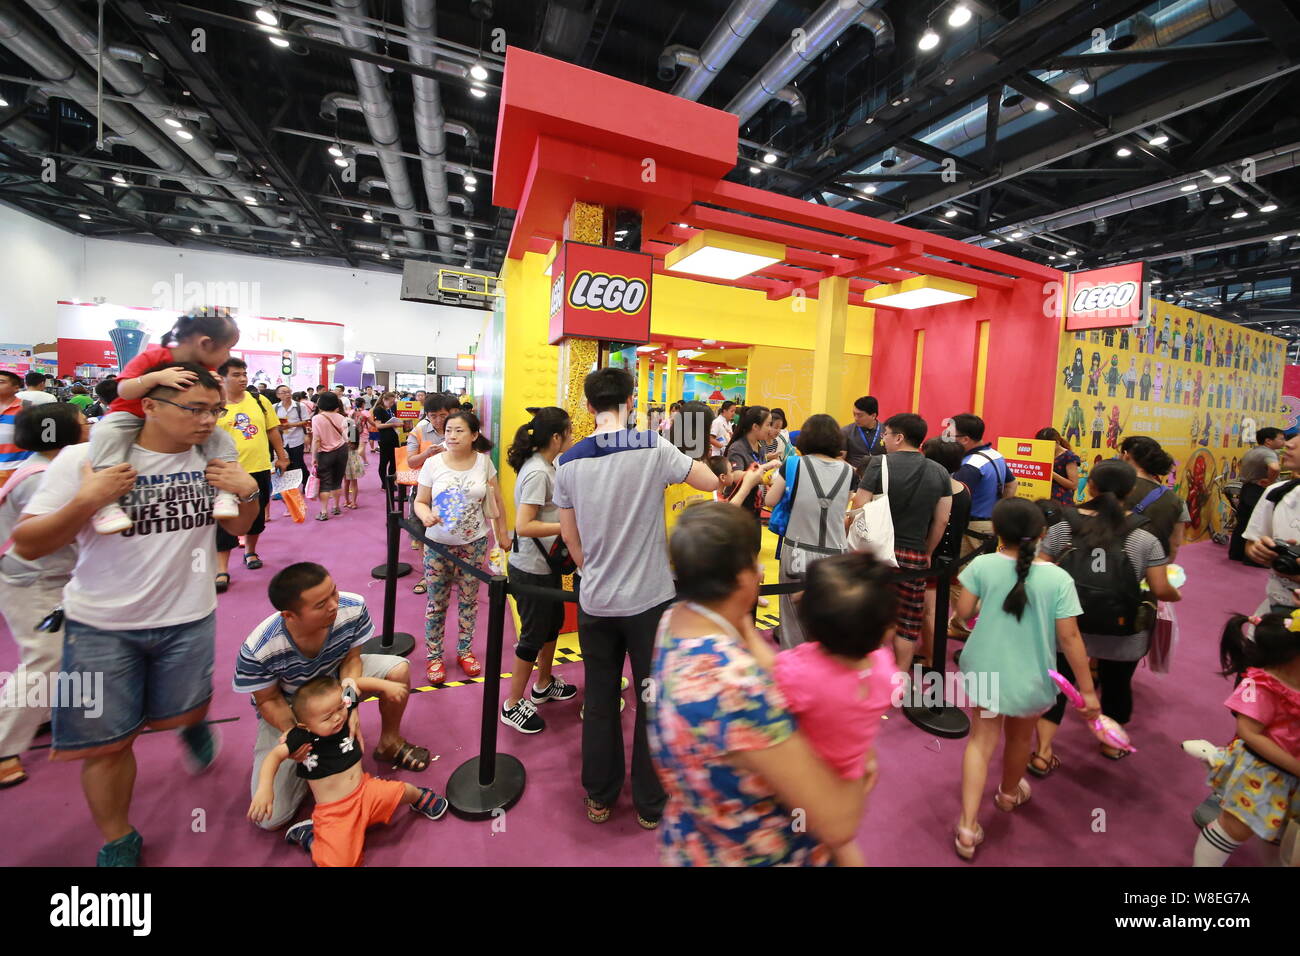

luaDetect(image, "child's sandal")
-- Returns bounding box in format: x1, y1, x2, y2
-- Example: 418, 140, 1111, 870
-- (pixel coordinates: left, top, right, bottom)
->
954, 822, 984, 860
994, 778, 1032, 812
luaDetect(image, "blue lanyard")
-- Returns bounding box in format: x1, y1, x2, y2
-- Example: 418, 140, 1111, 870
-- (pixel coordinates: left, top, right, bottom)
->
857, 424, 881, 451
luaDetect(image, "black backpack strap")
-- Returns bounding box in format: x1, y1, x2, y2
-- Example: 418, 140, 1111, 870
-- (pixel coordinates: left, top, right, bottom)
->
1266, 478, 1300, 505
971, 450, 1006, 498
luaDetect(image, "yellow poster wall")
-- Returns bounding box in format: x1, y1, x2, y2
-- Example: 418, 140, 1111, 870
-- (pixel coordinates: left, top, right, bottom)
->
1053, 299, 1285, 541
746, 345, 872, 430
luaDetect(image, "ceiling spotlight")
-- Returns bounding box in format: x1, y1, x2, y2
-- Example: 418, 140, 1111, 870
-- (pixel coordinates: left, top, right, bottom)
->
463, 173, 477, 186
1273, 234, 1289, 241
255, 5, 279, 26
190, 226, 202, 234
749, 166, 760, 174
362, 212, 374, 222
1011, 230, 1024, 238
1148, 132, 1169, 146
465, 229, 475, 239
1208, 192, 1225, 205
1231, 209, 1248, 219
269, 36, 290, 48
763, 151, 778, 164
1048, 255, 1057, 260
1260, 202, 1278, 212
944, 77, 956, 86
381, 251, 391, 259
948, 4, 972, 28
1064, 249, 1076, 256
465, 183, 476, 192
111, 173, 127, 185
1068, 78, 1090, 95
164, 117, 182, 129
0, 95, 7, 108
290, 238, 301, 247
862, 184, 877, 195
1212, 174, 1231, 184
1180, 182, 1198, 192
78, 213, 91, 220
470, 85, 487, 99
1116, 146, 1132, 157
1151, 277, 1162, 284
469, 62, 489, 82
175, 128, 194, 141
334, 156, 349, 168
918, 28, 941, 51
944, 209, 959, 218
1034, 101, 1050, 111
328, 143, 343, 158
243, 195, 258, 205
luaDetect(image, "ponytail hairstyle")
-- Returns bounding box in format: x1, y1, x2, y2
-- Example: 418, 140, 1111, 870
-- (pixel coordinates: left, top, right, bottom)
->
992, 498, 1045, 621
507, 406, 570, 473
161, 308, 239, 348
1219, 613, 1300, 678
1077, 459, 1137, 550
446, 409, 493, 453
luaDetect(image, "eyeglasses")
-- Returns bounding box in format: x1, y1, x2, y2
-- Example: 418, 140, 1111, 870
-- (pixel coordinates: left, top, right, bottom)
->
151, 397, 227, 420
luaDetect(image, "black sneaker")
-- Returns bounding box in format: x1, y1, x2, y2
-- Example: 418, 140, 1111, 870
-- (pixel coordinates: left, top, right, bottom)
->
501, 698, 545, 734
285, 820, 314, 855
530, 675, 577, 704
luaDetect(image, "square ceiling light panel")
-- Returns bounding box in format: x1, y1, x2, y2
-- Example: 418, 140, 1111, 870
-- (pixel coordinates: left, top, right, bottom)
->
664, 230, 784, 280
859, 275, 978, 309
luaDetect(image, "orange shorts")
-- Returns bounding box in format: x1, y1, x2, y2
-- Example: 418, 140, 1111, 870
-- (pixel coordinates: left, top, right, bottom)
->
310, 773, 407, 867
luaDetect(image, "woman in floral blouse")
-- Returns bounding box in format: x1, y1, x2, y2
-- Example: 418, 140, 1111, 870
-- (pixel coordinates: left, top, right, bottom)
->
648, 502, 871, 866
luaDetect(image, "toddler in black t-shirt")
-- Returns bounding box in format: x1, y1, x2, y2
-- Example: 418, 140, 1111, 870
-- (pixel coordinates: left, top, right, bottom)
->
249, 675, 448, 866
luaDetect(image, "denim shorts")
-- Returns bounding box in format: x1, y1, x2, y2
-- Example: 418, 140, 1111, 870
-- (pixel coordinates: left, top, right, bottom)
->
52, 612, 215, 756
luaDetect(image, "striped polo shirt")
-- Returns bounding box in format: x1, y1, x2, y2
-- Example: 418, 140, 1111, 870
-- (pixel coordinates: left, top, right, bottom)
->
0, 399, 32, 473
233, 592, 374, 698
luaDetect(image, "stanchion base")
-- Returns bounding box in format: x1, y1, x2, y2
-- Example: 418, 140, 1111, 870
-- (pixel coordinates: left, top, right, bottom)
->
902, 702, 971, 739
360, 632, 415, 658
371, 562, 413, 579
446, 754, 526, 820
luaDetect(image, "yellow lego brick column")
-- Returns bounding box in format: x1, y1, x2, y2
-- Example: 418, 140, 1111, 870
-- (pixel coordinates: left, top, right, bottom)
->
636, 355, 650, 430
665, 349, 678, 405
810, 275, 849, 416
556, 200, 605, 442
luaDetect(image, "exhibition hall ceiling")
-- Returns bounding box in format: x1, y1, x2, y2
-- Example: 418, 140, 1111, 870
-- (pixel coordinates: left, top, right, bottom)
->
0, 1, 1298, 349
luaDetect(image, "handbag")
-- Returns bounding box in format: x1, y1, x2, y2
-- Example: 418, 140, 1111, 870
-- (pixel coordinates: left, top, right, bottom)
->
1145, 600, 1178, 674
304, 473, 319, 500
847, 454, 898, 567
767, 455, 801, 537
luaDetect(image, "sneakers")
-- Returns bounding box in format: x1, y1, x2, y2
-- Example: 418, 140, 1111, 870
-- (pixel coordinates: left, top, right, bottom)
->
178, 722, 221, 776
285, 820, 314, 855
501, 698, 545, 734
212, 490, 240, 519
410, 788, 449, 821
530, 675, 577, 704
96, 829, 143, 867
1182, 739, 1222, 767
457, 653, 482, 678
92, 502, 132, 535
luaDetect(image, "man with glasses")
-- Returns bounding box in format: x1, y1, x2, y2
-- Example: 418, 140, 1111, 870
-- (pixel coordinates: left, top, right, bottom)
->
215, 357, 289, 592
12, 362, 262, 866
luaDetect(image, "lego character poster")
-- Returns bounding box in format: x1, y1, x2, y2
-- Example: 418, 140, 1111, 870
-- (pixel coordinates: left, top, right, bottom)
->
1053, 299, 1285, 542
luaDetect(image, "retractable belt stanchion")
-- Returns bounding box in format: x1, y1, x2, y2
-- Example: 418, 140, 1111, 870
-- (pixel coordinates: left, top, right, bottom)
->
371, 481, 413, 580
361, 483, 415, 658
901, 536, 992, 739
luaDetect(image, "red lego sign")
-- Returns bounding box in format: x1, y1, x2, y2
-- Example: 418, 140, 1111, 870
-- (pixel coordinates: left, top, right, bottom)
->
549, 242, 653, 344
1065, 263, 1147, 331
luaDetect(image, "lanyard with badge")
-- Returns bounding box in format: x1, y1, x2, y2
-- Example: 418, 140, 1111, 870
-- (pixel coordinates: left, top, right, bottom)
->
857, 423, 882, 453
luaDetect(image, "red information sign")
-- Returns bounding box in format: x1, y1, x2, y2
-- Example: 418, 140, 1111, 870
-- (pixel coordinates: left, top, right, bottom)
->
549, 242, 653, 345
1064, 263, 1147, 331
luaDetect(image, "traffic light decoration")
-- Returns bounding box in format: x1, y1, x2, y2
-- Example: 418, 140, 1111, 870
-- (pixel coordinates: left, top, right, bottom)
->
281, 349, 295, 377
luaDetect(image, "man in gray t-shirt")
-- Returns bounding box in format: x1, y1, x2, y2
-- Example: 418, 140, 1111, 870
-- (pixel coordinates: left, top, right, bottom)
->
553, 367, 718, 826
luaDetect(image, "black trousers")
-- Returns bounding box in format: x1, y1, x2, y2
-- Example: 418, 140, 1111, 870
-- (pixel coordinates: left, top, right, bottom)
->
1228, 481, 1265, 565
1042, 653, 1142, 725
285, 444, 307, 486
578, 600, 670, 818
378, 442, 396, 493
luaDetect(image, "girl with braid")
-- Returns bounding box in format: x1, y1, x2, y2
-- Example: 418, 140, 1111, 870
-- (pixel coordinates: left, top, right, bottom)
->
950, 498, 1099, 861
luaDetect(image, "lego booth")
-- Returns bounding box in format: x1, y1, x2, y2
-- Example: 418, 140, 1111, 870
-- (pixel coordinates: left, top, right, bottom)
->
483, 47, 1064, 529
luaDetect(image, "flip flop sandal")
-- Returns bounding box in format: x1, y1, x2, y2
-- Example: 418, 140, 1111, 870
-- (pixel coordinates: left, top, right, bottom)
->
0, 763, 28, 789
215, 572, 231, 593
1027, 752, 1061, 778
373, 740, 431, 772
244, 553, 263, 570
412, 581, 427, 594
1101, 745, 1131, 761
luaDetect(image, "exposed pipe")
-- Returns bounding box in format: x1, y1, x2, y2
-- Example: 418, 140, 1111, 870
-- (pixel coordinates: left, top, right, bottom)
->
328, 0, 424, 249
660, 44, 701, 81
359, 176, 389, 194
0, 114, 145, 211
402, 0, 455, 255
845, 0, 1237, 193
773, 86, 806, 124
447, 193, 473, 216
725, 0, 886, 126
24, 0, 282, 230
0, 4, 249, 228
666, 0, 777, 101
443, 120, 478, 153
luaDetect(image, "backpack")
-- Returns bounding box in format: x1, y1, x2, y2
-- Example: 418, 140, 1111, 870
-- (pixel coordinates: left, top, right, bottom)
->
1056, 510, 1149, 636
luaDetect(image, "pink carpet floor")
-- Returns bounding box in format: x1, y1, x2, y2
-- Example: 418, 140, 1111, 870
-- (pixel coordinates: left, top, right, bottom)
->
0, 478, 1278, 866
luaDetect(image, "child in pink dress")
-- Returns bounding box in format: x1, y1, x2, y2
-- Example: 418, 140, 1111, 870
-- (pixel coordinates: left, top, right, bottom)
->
772, 552, 900, 866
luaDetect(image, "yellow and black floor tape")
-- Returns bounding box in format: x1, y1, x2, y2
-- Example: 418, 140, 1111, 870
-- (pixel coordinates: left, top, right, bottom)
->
402, 643, 586, 695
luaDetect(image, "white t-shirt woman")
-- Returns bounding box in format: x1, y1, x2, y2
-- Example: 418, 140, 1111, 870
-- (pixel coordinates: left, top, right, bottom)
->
417, 451, 497, 546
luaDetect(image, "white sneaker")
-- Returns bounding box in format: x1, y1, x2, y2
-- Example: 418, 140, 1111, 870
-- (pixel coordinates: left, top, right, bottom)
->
212, 490, 240, 519
92, 502, 132, 535
1182, 739, 1222, 767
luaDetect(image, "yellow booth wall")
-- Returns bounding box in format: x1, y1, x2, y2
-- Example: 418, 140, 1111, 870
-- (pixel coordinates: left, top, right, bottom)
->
746, 345, 872, 430
1052, 299, 1285, 542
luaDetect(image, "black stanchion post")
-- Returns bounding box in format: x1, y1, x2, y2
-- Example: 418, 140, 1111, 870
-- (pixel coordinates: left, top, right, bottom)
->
902, 564, 971, 738
371, 481, 413, 579
446, 573, 526, 819
362, 499, 415, 658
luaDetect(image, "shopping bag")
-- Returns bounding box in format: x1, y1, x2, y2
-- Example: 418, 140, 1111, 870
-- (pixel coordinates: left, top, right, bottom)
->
846, 455, 897, 567
271, 471, 306, 523
304, 473, 320, 500
1145, 600, 1178, 673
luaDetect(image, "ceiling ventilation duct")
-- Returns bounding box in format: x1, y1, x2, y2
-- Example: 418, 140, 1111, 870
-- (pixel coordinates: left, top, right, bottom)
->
662, 0, 778, 100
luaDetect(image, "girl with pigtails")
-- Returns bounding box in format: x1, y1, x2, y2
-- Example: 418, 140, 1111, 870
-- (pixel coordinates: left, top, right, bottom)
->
86, 309, 243, 535
950, 497, 1099, 861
